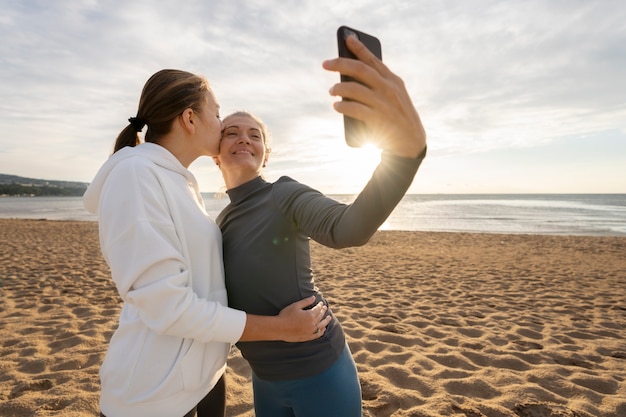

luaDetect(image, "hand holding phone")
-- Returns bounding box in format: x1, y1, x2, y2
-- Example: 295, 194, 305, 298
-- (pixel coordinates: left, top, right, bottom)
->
326, 28, 426, 159
336, 26, 382, 147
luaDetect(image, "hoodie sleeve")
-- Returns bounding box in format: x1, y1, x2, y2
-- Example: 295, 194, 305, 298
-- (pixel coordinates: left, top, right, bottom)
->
97, 157, 245, 344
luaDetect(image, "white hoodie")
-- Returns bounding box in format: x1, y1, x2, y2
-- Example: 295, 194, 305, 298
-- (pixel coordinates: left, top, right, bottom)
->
84, 143, 246, 417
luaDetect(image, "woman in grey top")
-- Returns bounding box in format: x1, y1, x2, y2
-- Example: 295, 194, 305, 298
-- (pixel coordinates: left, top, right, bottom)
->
214, 36, 427, 417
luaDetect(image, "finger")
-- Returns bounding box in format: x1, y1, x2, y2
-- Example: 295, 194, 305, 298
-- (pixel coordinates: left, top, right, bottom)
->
311, 303, 326, 328
324, 59, 379, 92
330, 91, 378, 123
320, 315, 331, 329
345, 35, 387, 75
311, 313, 331, 335
309, 301, 325, 317
329, 78, 377, 108
316, 316, 332, 336
315, 315, 331, 333
323, 36, 390, 84
316, 303, 328, 318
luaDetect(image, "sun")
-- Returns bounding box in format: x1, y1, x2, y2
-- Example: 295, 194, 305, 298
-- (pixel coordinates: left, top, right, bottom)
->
329, 141, 382, 190
353, 142, 382, 164
290, 116, 385, 193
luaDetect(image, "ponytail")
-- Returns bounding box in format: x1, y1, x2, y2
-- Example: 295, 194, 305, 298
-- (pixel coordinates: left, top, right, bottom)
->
111, 69, 210, 154
113, 125, 141, 154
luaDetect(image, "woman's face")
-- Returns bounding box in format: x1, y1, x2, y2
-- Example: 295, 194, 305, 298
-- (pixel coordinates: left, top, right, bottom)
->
216, 114, 268, 176
196, 90, 223, 156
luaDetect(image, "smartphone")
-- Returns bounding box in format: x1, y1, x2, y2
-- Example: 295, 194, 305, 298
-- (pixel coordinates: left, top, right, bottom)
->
337, 26, 383, 147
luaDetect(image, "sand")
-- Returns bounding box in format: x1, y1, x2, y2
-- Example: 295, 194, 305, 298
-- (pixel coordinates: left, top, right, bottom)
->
0, 219, 625, 417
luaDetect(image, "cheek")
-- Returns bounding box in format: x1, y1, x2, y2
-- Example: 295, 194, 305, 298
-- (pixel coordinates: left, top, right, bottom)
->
219, 138, 234, 151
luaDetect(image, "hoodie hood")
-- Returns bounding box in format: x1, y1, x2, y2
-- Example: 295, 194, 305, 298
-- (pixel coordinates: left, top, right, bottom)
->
83, 142, 194, 214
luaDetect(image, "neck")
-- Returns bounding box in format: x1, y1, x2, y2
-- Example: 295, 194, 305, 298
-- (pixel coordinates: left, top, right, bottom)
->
158, 135, 196, 168
222, 169, 260, 190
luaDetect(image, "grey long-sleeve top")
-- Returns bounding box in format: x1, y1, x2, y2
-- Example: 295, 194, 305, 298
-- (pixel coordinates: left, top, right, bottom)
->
216, 149, 426, 380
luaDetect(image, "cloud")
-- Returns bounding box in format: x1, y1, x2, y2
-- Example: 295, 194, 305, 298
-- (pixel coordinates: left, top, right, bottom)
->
0, 0, 624, 193
409, 1, 626, 153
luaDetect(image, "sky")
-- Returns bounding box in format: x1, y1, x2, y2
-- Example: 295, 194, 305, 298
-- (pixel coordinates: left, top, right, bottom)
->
1, 0, 625, 194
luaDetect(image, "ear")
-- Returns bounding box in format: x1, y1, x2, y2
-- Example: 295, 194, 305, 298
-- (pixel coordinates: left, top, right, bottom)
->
212, 156, 221, 167
179, 108, 195, 134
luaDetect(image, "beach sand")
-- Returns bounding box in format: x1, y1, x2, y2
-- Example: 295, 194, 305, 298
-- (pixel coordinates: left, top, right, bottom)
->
1, 218, 625, 417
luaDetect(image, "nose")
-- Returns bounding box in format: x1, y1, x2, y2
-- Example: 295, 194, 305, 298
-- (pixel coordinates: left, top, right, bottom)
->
237, 134, 251, 144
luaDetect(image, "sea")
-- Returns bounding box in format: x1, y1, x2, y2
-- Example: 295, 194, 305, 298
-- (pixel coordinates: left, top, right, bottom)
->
1, 194, 625, 237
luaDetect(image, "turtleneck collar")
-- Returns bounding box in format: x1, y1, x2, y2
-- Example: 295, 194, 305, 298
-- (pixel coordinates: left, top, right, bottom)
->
225, 176, 268, 205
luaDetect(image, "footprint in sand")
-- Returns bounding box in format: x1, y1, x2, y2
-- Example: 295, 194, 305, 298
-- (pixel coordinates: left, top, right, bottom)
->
9, 379, 53, 399
513, 402, 586, 417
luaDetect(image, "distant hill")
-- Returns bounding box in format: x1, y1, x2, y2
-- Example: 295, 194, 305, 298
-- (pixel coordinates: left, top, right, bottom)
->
0, 174, 88, 197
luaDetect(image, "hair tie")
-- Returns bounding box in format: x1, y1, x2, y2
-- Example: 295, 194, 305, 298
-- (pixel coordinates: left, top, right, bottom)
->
128, 117, 147, 132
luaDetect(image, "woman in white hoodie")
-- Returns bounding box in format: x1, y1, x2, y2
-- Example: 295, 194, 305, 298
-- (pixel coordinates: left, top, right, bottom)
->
83, 69, 331, 417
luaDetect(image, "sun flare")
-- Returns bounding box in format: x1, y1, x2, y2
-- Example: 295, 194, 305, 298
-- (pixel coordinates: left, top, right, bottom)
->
330, 142, 382, 189
287, 117, 386, 194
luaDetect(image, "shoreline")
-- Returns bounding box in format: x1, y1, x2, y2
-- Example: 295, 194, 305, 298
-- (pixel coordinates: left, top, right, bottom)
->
0, 217, 624, 238
2, 193, 626, 237
1, 219, 625, 416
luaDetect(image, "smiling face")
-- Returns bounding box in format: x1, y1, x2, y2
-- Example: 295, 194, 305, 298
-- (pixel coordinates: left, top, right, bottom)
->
215, 112, 270, 189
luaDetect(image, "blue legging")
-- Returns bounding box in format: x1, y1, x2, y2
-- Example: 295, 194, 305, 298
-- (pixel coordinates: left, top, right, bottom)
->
251, 344, 362, 417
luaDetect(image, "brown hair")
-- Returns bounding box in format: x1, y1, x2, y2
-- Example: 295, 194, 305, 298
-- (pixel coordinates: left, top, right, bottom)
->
113, 69, 211, 153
